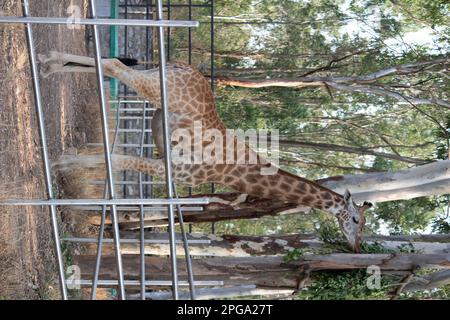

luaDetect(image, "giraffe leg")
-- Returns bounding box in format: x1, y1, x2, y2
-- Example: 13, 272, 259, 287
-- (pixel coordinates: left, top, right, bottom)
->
54, 154, 199, 187
38, 51, 94, 78
40, 62, 97, 78
53, 154, 167, 179
38, 51, 133, 80
38, 51, 96, 66
151, 109, 165, 156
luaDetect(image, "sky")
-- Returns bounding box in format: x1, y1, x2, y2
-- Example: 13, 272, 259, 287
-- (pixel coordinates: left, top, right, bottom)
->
247, 0, 445, 56
244, 1, 446, 235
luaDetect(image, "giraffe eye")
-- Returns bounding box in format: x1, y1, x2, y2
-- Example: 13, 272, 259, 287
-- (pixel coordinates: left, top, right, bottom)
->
352, 216, 359, 224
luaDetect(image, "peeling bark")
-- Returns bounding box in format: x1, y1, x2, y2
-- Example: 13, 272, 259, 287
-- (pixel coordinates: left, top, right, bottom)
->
318, 160, 450, 202
74, 253, 450, 289
404, 269, 450, 292
74, 255, 299, 288
89, 232, 450, 256
128, 285, 294, 300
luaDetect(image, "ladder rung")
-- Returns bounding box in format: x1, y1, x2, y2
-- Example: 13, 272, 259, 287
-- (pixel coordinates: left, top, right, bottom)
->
0, 198, 209, 206
113, 116, 153, 120
89, 180, 164, 186
110, 100, 147, 104
117, 108, 155, 112
68, 206, 204, 212
109, 129, 153, 133
86, 143, 156, 148
67, 280, 223, 287
62, 237, 211, 245
0, 17, 200, 28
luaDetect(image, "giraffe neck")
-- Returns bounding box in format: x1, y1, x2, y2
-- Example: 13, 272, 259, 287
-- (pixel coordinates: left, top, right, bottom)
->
189, 163, 345, 215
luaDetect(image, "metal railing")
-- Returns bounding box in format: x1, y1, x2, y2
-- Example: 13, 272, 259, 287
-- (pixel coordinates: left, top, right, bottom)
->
0, 0, 218, 300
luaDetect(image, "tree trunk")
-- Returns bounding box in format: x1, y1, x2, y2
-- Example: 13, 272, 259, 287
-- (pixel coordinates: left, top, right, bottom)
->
318, 160, 450, 202
74, 255, 299, 288
83, 232, 450, 256
74, 253, 450, 289
128, 285, 294, 300
403, 269, 450, 292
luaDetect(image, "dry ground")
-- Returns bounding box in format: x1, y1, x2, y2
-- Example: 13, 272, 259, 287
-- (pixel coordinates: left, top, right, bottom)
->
0, 0, 100, 299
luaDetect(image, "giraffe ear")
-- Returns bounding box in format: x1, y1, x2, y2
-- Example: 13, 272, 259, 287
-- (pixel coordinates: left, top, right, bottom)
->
361, 201, 373, 210
344, 189, 352, 203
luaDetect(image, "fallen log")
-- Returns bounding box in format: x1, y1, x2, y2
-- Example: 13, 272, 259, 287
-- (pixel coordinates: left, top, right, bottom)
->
127, 285, 294, 300
81, 232, 450, 256
74, 253, 450, 289
404, 269, 450, 292
74, 255, 299, 288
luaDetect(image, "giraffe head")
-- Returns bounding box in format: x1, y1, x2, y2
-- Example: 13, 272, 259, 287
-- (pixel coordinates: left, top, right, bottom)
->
336, 189, 372, 253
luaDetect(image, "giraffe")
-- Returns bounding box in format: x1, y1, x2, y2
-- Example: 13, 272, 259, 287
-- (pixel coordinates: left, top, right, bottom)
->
39, 51, 372, 252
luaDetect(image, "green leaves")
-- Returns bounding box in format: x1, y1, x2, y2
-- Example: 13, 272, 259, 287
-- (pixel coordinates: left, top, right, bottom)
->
297, 269, 397, 300
375, 197, 442, 234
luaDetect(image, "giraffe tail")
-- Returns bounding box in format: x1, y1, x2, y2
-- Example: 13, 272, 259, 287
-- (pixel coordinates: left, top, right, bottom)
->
115, 57, 139, 66
62, 57, 139, 68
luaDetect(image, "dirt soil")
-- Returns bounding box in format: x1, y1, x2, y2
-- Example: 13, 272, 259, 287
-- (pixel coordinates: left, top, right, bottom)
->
0, 0, 100, 299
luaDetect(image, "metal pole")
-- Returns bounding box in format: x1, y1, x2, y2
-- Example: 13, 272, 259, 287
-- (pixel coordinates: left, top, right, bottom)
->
89, 0, 126, 300
62, 237, 211, 245
0, 16, 199, 27
90, 204, 107, 299
91, 97, 121, 300
118, 3, 209, 8
21, 0, 68, 300
174, 184, 196, 300
0, 198, 208, 206
124, 1, 129, 199
188, 186, 193, 233
210, 0, 215, 92
167, 0, 171, 61
63, 205, 204, 212
70, 279, 223, 287
188, 0, 192, 65
186, 0, 193, 234
155, 0, 179, 300
119, 0, 209, 8
138, 101, 148, 300
210, 0, 216, 235
146, 0, 155, 200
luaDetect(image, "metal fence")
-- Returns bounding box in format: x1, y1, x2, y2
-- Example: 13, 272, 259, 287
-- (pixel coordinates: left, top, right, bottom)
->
116, 0, 217, 234
0, 0, 219, 300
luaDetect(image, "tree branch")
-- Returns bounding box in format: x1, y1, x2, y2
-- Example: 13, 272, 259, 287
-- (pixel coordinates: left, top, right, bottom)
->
326, 82, 450, 109
279, 139, 429, 164
216, 58, 450, 108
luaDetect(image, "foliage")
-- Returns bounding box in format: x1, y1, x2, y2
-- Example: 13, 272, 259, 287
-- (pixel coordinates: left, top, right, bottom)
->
283, 220, 420, 300
297, 269, 398, 300
375, 197, 442, 234
168, 0, 449, 300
